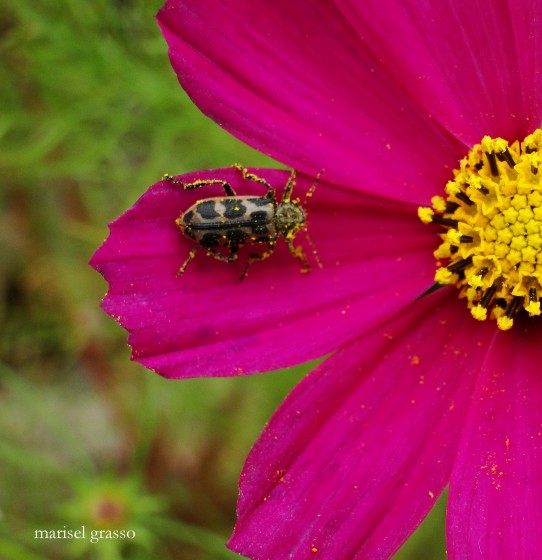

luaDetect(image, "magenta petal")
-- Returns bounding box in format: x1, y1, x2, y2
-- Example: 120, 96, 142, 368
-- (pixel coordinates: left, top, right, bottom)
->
335, 0, 542, 144
157, 1, 464, 205
90, 168, 435, 379
447, 318, 542, 559
228, 292, 493, 560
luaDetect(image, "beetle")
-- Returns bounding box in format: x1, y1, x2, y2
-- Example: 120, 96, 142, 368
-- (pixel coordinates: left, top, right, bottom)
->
163, 164, 322, 279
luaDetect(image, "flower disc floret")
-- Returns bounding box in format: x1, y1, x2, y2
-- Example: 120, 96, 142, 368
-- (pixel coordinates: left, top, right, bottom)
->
419, 130, 542, 330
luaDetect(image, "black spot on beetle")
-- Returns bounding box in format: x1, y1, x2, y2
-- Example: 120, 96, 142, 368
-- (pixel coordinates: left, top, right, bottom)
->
248, 197, 273, 207
226, 229, 248, 244
249, 211, 270, 234
197, 201, 219, 219
182, 210, 194, 224
250, 210, 268, 221
223, 200, 247, 219
252, 225, 270, 236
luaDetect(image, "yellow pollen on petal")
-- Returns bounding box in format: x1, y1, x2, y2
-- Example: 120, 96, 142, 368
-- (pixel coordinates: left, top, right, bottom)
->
419, 131, 542, 330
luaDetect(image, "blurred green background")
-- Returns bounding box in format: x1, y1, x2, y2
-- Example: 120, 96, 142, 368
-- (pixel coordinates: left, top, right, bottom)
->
0, 1, 446, 558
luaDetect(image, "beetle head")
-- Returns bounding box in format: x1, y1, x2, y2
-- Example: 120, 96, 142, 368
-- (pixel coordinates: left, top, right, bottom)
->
276, 201, 306, 238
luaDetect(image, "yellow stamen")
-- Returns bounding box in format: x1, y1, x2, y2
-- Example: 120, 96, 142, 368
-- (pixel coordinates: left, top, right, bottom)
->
431, 196, 447, 213
418, 207, 434, 224
419, 131, 542, 330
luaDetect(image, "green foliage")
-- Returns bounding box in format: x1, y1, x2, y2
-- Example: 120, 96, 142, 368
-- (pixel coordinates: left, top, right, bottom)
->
0, 1, 446, 558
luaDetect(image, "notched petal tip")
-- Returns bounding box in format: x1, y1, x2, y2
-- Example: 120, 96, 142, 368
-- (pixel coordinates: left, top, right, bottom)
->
89, 166, 436, 380
88, 168, 351, 378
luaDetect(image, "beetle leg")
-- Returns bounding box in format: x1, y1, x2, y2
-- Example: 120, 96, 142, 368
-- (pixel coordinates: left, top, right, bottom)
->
304, 230, 323, 269
233, 163, 276, 201
240, 240, 277, 280
163, 174, 236, 196
286, 239, 310, 273
205, 246, 239, 263
178, 244, 199, 276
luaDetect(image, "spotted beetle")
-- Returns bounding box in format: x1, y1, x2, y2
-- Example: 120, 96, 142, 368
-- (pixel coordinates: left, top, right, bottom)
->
164, 164, 322, 279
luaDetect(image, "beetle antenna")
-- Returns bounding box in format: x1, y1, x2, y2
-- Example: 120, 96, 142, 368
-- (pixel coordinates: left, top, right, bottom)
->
304, 168, 324, 205
304, 229, 323, 269
283, 169, 296, 203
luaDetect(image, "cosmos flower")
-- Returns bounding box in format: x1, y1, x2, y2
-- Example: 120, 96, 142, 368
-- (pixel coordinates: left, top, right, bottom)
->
91, 1, 542, 559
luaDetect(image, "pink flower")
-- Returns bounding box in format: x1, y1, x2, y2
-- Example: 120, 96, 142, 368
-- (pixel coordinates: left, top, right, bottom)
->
90, 1, 542, 559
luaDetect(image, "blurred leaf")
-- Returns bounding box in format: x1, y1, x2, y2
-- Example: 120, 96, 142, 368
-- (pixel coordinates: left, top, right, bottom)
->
0, 537, 47, 560
0, 439, 70, 476
0, 363, 95, 471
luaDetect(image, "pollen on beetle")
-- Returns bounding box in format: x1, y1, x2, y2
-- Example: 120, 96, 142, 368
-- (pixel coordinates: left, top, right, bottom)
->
419, 129, 542, 330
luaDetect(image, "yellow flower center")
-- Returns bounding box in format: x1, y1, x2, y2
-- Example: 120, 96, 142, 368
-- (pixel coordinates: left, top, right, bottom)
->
419, 129, 542, 331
